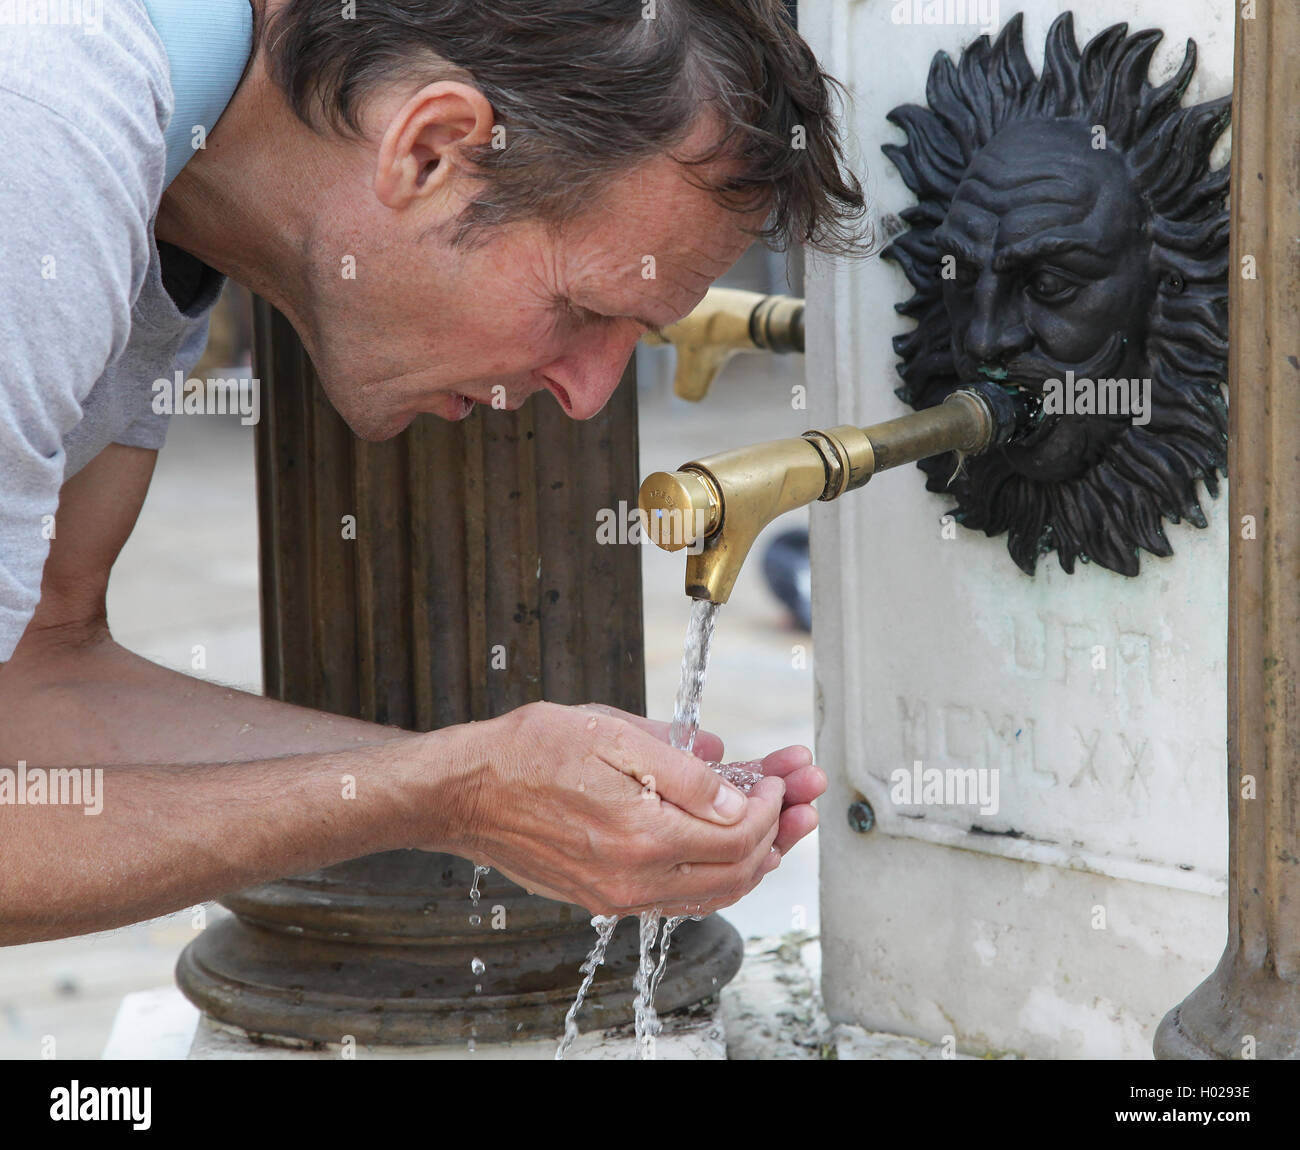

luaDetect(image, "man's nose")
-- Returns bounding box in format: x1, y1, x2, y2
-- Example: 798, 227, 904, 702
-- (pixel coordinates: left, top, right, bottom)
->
962, 281, 1032, 366
541, 329, 640, 420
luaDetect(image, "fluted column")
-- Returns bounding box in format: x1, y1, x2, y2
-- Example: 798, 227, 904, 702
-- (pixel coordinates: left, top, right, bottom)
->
176, 303, 741, 1046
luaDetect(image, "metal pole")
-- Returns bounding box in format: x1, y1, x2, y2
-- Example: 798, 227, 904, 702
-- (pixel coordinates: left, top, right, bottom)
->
1155, 2, 1300, 1059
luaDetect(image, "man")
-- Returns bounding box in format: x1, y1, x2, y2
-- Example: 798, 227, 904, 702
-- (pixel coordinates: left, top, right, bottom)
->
0, 0, 866, 944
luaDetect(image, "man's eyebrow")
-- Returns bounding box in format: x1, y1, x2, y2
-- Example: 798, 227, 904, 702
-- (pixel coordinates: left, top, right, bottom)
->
562, 297, 665, 333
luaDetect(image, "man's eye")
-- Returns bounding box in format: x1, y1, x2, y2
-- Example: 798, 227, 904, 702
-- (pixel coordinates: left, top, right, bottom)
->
1026, 270, 1077, 303
555, 300, 604, 330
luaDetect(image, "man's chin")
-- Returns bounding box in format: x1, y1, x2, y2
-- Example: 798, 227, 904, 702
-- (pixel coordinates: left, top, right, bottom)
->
342, 410, 418, 442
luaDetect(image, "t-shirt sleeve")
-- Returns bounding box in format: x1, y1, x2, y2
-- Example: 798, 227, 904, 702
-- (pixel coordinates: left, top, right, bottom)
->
0, 91, 149, 660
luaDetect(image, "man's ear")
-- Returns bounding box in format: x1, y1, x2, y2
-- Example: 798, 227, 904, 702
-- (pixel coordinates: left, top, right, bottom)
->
374, 81, 496, 210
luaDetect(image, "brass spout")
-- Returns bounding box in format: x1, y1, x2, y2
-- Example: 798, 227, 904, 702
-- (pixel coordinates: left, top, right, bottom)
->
639, 382, 1035, 603
641, 287, 804, 401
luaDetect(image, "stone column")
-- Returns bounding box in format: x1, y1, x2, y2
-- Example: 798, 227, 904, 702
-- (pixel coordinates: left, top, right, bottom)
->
1155, 3, 1300, 1060
176, 303, 741, 1046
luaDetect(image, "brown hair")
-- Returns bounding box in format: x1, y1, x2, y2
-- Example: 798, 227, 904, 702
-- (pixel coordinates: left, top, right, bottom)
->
265, 0, 869, 254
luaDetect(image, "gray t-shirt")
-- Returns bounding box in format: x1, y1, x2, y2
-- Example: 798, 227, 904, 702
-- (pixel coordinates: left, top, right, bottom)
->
0, 1, 223, 659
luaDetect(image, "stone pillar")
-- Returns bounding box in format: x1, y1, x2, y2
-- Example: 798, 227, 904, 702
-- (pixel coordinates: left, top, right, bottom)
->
176, 303, 741, 1046
1155, 3, 1300, 1060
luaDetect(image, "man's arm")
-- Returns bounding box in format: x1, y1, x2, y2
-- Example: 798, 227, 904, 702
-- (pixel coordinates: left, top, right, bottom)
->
0, 444, 409, 768
1, 445, 811, 943
0, 444, 459, 941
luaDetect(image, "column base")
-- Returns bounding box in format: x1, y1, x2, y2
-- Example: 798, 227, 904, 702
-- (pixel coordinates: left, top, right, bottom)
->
1155, 953, 1300, 1060
176, 854, 742, 1047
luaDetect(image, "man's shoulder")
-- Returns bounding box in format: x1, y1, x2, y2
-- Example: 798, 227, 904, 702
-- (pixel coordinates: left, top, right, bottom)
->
0, 2, 171, 185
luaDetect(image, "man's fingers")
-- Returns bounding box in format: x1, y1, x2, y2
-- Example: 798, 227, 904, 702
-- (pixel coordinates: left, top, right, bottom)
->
639, 773, 784, 869
578, 702, 725, 763
759, 745, 813, 775
773, 764, 826, 807
773, 802, 818, 856
644, 800, 783, 914
601, 722, 764, 826
756, 747, 825, 807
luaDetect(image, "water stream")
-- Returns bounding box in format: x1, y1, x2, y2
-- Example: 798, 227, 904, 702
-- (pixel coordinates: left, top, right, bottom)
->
554, 915, 619, 1060
554, 599, 766, 1059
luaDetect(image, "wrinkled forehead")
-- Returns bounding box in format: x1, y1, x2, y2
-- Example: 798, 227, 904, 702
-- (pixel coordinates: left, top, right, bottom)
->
560, 154, 769, 320
940, 119, 1141, 254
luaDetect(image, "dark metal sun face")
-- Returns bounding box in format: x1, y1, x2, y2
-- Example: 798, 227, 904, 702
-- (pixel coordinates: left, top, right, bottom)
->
881, 13, 1230, 575
937, 119, 1152, 483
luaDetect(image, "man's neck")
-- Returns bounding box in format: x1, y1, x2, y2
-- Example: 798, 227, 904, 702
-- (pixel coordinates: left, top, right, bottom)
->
154, 0, 329, 333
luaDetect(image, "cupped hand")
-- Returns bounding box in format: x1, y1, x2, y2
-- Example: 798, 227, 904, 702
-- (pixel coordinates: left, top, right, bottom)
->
444, 701, 825, 921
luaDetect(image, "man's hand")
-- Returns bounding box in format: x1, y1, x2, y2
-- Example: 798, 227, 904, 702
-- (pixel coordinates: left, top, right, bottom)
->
443, 700, 824, 918
575, 701, 823, 859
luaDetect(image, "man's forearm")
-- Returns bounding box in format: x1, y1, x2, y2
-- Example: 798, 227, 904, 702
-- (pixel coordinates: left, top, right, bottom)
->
0, 633, 407, 767
0, 729, 476, 945
0, 632, 477, 944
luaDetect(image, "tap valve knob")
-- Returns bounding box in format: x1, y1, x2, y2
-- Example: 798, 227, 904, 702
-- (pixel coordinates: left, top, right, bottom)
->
637, 469, 721, 551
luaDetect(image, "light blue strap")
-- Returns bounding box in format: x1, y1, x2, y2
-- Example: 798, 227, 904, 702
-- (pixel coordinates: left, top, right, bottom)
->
141, 0, 255, 188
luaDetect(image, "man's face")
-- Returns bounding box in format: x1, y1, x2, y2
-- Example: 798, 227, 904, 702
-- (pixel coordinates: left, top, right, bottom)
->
300, 134, 766, 440
934, 119, 1152, 481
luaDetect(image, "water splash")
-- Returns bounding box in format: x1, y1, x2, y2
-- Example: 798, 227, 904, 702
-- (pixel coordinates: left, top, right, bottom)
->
469, 864, 490, 906
559, 600, 765, 1060
711, 760, 764, 793
555, 914, 620, 1060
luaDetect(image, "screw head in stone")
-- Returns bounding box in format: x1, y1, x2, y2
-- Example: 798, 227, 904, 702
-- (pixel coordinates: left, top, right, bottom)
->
847, 800, 875, 833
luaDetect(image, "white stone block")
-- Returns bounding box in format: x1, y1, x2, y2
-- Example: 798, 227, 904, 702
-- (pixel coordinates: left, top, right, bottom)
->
802, 0, 1233, 1058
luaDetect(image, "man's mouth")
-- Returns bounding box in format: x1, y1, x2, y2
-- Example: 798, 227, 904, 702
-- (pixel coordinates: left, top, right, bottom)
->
450, 394, 476, 421
546, 381, 573, 415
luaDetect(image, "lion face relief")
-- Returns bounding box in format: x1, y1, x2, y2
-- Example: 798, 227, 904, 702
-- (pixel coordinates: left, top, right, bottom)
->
882, 12, 1230, 576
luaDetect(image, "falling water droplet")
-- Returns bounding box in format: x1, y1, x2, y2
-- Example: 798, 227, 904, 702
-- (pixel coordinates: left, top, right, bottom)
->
469, 864, 490, 906
471, 957, 486, 976
467, 1038, 477, 1053
469, 913, 481, 926
474, 983, 483, 994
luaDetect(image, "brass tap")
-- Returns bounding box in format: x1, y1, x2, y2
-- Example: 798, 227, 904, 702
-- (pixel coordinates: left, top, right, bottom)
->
641, 288, 804, 401
638, 382, 1036, 603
